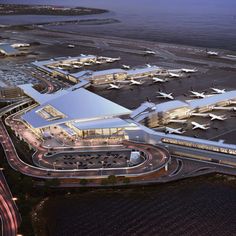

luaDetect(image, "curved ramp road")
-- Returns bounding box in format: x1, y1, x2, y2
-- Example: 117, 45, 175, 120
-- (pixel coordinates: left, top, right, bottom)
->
0, 120, 170, 179
0, 172, 21, 236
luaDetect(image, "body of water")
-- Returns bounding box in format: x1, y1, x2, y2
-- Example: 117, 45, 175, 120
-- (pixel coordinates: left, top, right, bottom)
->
1, 0, 236, 50
38, 175, 236, 236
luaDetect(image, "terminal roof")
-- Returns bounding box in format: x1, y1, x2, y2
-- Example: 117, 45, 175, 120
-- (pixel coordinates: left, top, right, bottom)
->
92, 69, 126, 77
156, 100, 189, 113
188, 91, 236, 109
72, 118, 136, 130
0, 43, 19, 55
20, 85, 131, 128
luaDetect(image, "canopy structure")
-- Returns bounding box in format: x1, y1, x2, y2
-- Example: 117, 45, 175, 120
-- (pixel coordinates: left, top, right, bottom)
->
20, 84, 131, 129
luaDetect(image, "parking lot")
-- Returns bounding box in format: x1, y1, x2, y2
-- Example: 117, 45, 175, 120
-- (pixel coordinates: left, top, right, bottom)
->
41, 150, 141, 170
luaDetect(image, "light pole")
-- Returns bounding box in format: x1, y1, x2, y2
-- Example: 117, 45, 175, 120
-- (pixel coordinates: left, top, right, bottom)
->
126, 160, 130, 167
53, 161, 56, 170
101, 160, 104, 176
149, 163, 153, 171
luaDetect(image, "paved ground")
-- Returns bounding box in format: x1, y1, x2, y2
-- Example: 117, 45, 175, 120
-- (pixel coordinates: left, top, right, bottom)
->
41, 150, 134, 170
0, 171, 21, 236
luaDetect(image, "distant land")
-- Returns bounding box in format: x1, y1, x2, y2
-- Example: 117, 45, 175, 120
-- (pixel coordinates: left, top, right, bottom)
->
0, 4, 108, 16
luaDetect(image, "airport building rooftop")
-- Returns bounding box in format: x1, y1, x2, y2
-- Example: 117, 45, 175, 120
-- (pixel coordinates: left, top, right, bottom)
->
155, 100, 189, 113
20, 84, 131, 129
0, 43, 20, 56
188, 91, 236, 110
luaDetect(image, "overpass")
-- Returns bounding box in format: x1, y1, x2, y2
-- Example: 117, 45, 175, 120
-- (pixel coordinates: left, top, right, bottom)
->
0, 170, 21, 236
0, 120, 170, 179
0, 98, 32, 117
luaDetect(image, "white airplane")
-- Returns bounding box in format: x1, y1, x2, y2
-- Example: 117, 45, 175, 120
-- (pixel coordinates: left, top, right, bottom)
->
165, 127, 185, 134
144, 50, 156, 55
122, 65, 131, 69
207, 51, 219, 56
112, 57, 121, 61
146, 64, 152, 68
84, 62, 92, 66
191, 121, 210, 130
107, 84, 121, 90
169, 72, 181, 78
190, 91, 206, 98
209, 114, 227, 121
61, 63, 71, 67
181, 68, 197, 73
67, 44, 75, 48
106, 57, 121, 62
72, 65, 81, 69
96, 61, 102, 65
157, 92, 174, 100
211, 88, 226, 94
130, 79, 143, 85
152, 77, 166, 83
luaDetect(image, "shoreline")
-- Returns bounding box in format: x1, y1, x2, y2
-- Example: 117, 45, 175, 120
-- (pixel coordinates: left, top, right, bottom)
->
0, 3, 108, 16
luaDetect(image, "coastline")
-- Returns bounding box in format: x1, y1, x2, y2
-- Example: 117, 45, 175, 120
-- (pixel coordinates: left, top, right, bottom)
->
0, 3, 108, 16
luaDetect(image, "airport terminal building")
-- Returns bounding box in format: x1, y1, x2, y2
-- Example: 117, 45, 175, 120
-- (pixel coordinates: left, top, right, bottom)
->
132, 92, 236, 128
32, 57, 161, 85
19, 84, 138, 142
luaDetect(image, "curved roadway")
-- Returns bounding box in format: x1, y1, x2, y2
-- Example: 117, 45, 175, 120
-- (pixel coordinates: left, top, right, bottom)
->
0, 120, 170, 179
0, 172, 21, 236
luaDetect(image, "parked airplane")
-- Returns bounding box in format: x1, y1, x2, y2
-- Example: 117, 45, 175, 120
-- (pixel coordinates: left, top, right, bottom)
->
211, 88, 226, 94
181, 68, 197, 73
84, 62, 92, 66
156, 92, 174, 100
152, 77, 166, 83
130, 79, 143, 85
61, 63, 71, 67
107, 84, 121, 89
96, 61, 102, 65
209, 114, 227, 121
191, 121, 210, 130
72, 65, 81, 69
207, 51, 219, 56
112, 57, 121, 61
169, 72, 181, 78
165, 127, 185, 134
144, 50, 156, 55
107, 57, 121, 62
146, 64, 152, 68
190, 91, 206, 98
122, 65, 131, 69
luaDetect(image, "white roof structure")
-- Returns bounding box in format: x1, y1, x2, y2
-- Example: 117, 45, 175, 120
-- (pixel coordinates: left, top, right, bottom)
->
0, 43, 19, 56
189, 91, 236, 109
20, 84, 131, 128
32, 55, 97, 74
127, 66, 160, 76
71, 70, 93, 79
18, 84, 68, 104
156, 100, 189, 113
130, 102, 155, 119
72, 118, 136, 130
92, 69, 126, 77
